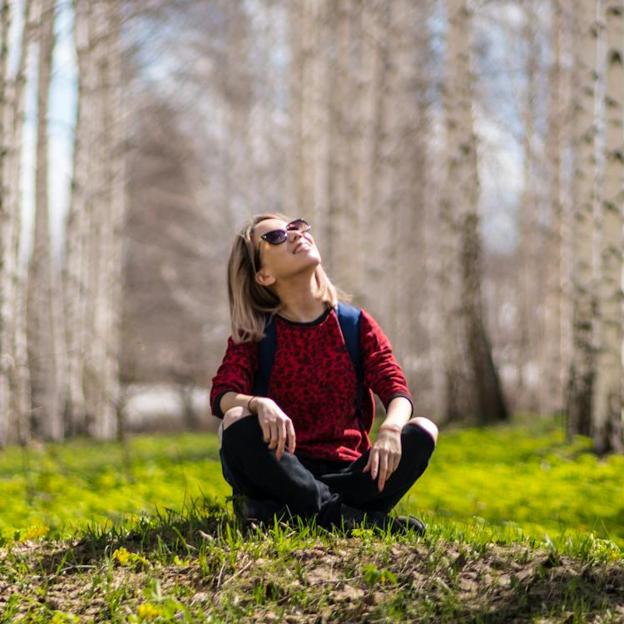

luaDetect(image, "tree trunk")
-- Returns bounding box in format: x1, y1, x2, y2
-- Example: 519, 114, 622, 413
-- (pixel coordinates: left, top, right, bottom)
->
103, 0, 125, 439
0, 0, 11, 446
391, 0, 429, 381
567, 0, 599, 439
544, 0, 566, 415
83, 0, 123, 439
438, 0, 466, 424
7, 0, 36, 445
445, 0, 509, 424
592, 0, 624, 454
518, 0, 539, 412
26, 0, 64, 441
62, 0, 90, 434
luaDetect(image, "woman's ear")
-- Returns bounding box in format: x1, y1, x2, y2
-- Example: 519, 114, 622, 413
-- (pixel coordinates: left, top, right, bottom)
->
255, 269, 276, 288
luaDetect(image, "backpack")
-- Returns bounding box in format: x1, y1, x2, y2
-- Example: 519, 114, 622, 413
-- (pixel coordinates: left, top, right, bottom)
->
251, 301, 366, 418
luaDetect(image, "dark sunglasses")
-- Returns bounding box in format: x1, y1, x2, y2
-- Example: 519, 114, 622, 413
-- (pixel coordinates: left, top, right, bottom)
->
260, 218, 311, 245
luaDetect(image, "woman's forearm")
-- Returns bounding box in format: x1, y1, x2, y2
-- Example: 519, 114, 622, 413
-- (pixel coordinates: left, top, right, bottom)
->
219, 391, 256, 416
379, 396, 412, 430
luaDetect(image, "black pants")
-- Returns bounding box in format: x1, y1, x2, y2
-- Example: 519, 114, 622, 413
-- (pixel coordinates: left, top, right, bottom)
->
220, 414, 435, 528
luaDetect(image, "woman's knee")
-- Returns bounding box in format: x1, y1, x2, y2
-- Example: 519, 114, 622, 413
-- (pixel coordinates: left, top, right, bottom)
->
406, 416, 438, 446
223, 406, 254, 430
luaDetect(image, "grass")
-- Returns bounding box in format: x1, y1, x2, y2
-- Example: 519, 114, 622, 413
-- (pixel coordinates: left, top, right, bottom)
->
0, 415, 623, 622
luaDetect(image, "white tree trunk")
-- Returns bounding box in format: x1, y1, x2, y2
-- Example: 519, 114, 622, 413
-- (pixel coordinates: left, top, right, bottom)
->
543, 0, 566, 414
517, 0, 540, 412
326, 0, 354, 292
0, 0, 11, 446
438, 0, 466, 422
83, 0, 123, 439
63, 0, 91, 434
7, 0, 36, 445
592, 0, 624, 453
444, 0, 508, 424
567, 0, 599, 438
26, 0, 64, 441
101, 0, 125, 439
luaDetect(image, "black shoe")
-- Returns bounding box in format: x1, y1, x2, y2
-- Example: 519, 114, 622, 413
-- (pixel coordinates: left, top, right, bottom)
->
338, 504, 425, 536
232, 494, 289, 527
385, 515, 426, 536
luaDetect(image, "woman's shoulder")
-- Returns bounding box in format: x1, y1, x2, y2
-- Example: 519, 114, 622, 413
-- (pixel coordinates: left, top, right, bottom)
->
336, 302, 374, 322
225, 334, 260, 352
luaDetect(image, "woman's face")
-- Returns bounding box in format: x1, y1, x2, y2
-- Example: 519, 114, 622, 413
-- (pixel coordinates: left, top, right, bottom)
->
252, 217, 321, 284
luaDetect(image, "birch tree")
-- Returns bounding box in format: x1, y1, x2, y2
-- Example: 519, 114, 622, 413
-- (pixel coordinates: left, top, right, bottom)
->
62, 0, 91, 434
62, 0, 126, 439
99, 0, 125, 439
592, 0, 624, 453
390, 0, 430, 379
443, 0, 508, 424
26, 0, 64, 441
4, 0, 36, 445
567, 0, 599, 438
543, 0, 566, 414
0, 0, 11, 445
517, 0, 539, 410
83, 0, 124, 438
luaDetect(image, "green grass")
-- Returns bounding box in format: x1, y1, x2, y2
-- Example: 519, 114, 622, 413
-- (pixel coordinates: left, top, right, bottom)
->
0, 415, 623, 622
0, 432, 229, 541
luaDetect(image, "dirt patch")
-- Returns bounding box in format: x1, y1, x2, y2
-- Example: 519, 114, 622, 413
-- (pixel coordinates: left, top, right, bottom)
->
1, 535, 623, 622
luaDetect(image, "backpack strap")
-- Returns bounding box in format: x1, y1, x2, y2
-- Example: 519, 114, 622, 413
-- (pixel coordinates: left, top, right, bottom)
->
336, 302, 365, 417
251, 313, 276, 396
336, 302, 363, 385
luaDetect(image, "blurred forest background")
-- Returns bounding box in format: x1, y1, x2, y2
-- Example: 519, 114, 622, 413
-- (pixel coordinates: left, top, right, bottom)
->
0, 0, 623, 455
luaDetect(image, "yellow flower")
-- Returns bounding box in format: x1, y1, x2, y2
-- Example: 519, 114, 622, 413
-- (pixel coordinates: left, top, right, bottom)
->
137, 603, 161, 621
111, 547, 150, 569
20, 524, 49, 541
112, 547, 131, 566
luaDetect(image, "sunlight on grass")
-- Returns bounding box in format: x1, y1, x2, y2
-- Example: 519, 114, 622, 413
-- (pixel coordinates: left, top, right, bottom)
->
0, 416, 622, 556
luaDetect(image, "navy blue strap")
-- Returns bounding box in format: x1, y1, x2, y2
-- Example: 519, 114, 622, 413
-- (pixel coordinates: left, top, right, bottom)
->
251, 313, 276, 396
336, 302, 364, 419
336, 302, 363, 385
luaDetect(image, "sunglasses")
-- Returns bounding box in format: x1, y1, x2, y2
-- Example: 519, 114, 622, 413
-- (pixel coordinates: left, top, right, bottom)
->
260, 218, 311, 245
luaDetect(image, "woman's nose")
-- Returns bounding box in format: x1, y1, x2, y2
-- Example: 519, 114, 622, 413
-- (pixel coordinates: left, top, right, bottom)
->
288, 229, 304, 242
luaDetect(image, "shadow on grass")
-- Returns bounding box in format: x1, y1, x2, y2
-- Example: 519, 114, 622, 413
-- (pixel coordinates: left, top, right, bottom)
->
457, 553, 624, 623
475, 572, 623, 623
37, 497, 235, 574
31, 501, 624, 623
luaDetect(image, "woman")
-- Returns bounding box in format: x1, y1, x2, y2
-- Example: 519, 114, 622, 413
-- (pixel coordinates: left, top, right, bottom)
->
210, 213, 438, 533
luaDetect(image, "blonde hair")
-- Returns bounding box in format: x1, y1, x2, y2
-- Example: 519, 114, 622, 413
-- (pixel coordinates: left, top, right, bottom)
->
227, 212, 347, 343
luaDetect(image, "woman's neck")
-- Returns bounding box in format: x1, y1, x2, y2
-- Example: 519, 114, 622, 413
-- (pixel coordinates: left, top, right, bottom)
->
276, 273, 326, 323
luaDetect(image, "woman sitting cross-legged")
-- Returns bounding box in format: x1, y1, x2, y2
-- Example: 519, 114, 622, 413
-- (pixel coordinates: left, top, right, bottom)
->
210, 212, 439, 534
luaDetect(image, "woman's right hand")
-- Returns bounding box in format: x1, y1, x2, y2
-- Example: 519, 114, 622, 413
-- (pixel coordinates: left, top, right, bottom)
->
252, 397, 296, 461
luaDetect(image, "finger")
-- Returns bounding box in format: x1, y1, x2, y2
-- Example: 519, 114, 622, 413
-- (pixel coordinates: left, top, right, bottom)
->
384, 454, 399, 488
370, 451, 380, 480
286, 420, 296, 454
267, 421, 279, 449
391, 452, 402, 474
378, 454, 389, 491
276, 421, 286, 460
259, 416, 271, 443
363, 453, 372, 473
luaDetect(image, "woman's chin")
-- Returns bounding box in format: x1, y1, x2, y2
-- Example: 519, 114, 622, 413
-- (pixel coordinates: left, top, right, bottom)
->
289, 256, 321, 277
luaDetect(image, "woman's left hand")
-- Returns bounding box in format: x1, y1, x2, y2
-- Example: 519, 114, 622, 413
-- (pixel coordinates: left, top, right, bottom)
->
363, 427, 402, 492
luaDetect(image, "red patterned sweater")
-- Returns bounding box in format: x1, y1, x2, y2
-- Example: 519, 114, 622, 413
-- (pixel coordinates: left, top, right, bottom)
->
210, 305, 413, 462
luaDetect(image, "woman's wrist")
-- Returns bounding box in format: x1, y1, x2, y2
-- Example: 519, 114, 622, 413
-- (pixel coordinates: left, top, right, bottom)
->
247, 395, 258, 413
378, 423, 403, 434
247, 396, 271, 413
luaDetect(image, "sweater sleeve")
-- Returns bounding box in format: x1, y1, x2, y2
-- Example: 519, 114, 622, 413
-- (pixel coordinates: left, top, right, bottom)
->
209, 337, 258, 418
359, 308, 413, 416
